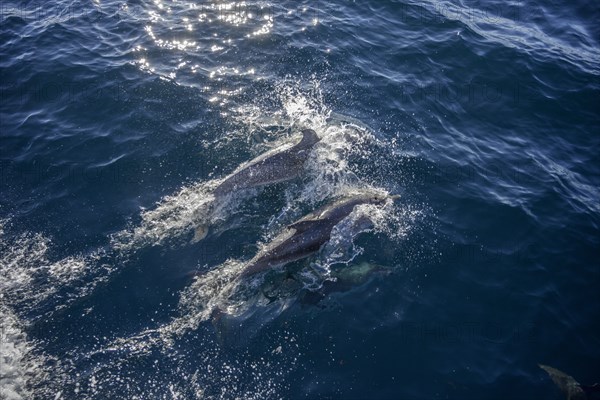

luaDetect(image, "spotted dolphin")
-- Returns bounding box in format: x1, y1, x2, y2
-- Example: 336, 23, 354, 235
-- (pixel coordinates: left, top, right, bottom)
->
239, 193, 399, 278
213, 129, 320, 197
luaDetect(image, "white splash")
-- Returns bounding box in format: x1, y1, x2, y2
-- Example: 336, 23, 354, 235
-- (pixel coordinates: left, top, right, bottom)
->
0, 304, 36, 400
0, 220, 110, 317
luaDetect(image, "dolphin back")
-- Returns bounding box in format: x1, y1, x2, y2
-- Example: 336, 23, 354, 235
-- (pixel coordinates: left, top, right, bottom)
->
213, 130, 320, 198
238, 194, 388, 279
314, 194, 385, 224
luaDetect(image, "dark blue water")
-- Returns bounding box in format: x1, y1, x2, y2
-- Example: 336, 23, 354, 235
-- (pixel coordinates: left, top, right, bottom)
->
1, 1, 599, 399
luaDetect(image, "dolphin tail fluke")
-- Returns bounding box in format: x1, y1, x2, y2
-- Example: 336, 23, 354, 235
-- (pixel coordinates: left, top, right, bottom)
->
210, 307, 228, 345
539, 364, 588, 400
191, 225, 209, 243
210, 307, 249, 348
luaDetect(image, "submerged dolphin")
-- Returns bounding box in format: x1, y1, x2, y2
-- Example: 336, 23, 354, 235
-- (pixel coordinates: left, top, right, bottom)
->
213, 129, 320, 197
239, 193, 398, 278
539, 364, 600, 400
298, 261, 391, 306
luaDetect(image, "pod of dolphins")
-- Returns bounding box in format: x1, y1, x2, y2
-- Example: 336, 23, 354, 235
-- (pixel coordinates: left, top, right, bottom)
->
193, 129, 600, 398
195, 128, 399, 281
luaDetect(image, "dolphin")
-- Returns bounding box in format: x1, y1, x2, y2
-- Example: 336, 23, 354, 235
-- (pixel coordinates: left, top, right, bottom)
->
239, 193, 398, 278
298, 261, 391, 306
192, 129, 321, 242
210, 262, 392, 347
539, 364, 600, 400
213, 129, 321, 198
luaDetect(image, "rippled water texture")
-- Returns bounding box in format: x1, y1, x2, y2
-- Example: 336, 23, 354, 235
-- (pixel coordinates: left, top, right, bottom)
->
1, 0, 599, 399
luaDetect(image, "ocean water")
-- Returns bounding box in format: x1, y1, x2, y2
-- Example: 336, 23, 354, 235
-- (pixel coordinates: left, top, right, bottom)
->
1, 0, 599, 399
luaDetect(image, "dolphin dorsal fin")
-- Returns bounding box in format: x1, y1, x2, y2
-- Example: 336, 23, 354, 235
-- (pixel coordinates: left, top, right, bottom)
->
288, 219, 319, 233
296, 129, 320, 149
